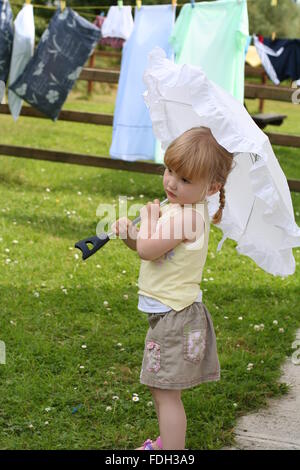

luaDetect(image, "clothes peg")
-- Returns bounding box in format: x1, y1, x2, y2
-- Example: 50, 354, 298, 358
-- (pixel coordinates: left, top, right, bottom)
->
60, 0, 66, 12
25, 0, 31, 4
136, 0, 142, 9
271, 31, 276, 41
172, 0, 177, 8
271, 0, 278, 6
118, 0, 123, 8
190, 0, 195, 7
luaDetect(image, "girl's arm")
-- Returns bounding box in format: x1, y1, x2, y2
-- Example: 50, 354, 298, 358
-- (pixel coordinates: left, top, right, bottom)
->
111, 217, 138, 251
137, 201, 204, 261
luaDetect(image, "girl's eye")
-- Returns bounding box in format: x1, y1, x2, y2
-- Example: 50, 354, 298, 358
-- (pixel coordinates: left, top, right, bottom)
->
182, 178, 190, 184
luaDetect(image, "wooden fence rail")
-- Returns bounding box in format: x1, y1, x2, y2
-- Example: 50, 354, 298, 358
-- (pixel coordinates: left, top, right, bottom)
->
78, 68, 297, 102
0, 144, 299, 193
0, 104, 113, 126
1, 104, 299, 149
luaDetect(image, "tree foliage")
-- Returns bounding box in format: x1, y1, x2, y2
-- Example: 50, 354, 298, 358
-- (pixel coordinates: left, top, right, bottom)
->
248, 0, 300, 38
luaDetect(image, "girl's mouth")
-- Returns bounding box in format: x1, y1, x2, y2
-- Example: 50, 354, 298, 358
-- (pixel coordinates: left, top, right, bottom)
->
166, 190, 176, 198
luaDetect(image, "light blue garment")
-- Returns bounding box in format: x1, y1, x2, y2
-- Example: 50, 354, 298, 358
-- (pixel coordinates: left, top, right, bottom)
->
110, 5, 175, 161
244, 35, 252, 57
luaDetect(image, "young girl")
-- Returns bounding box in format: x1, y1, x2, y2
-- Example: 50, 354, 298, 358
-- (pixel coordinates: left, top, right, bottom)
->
112, 126, 234, 450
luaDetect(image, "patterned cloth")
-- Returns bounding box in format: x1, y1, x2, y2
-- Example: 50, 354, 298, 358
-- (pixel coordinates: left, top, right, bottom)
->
9, 8, 101, 120
0, 0, 14, 84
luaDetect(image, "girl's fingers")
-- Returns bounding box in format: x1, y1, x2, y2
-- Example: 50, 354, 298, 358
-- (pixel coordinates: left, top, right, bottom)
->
111, 221, 118, 234
112, 218, 131, 236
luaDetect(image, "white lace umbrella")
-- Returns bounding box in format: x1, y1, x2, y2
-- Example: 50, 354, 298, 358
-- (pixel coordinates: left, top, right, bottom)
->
143, 47, 300, 277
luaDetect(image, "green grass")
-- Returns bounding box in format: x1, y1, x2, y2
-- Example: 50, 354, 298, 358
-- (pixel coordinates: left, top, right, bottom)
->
0, 82, 300, 450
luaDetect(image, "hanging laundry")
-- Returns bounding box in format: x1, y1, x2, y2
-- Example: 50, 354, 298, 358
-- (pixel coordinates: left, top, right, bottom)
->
0, 0, 14, 97
0, 80, 4, 103
110, 5, 175, 162
245, 45, 262, 68
9, 8, 101, 121
253, 35, 284, 85
254, 35, 300, 85
169, 0, 249, 103
8, 3, 35, 121
101, 6, 133, 41
244, 35, 252, 58
94, 14, 125, 49
94, 14, 105, 30
100, 37, 125, 49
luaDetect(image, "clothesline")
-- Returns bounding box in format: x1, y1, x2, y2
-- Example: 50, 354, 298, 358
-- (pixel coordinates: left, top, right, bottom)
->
8, 1, 278, 24
9, 0, 274, 12
7, 2, 262, 37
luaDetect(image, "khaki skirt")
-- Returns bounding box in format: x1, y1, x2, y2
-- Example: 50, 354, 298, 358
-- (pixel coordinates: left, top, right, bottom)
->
140, 302, 220, 390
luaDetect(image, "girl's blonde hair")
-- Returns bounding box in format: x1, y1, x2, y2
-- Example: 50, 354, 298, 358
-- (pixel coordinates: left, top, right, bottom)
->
164, 126, 234, 224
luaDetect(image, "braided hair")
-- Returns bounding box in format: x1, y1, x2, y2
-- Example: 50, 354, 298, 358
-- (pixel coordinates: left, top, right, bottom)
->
212, 185, 226, 225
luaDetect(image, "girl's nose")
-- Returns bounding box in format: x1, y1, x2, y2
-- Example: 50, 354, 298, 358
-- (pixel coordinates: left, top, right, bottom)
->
169, 176, 177, 189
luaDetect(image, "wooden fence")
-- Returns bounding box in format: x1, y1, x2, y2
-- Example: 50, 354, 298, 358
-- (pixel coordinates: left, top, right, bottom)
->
0, 66, 299, 192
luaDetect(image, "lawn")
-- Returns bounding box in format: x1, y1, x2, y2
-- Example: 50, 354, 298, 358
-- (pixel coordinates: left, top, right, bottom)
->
0, 77, 299, 450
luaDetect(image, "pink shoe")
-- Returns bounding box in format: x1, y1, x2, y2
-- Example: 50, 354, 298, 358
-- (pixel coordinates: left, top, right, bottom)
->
136, 436, 163, 450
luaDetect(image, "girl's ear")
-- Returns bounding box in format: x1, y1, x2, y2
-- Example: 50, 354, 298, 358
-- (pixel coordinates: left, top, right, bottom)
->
207, 182, 222, 196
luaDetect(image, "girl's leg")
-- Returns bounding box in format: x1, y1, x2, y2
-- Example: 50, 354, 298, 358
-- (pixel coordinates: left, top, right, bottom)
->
149, 387, 186, 450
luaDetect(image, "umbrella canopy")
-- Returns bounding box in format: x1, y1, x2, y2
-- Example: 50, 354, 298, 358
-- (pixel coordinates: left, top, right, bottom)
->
143, 47, 300, 277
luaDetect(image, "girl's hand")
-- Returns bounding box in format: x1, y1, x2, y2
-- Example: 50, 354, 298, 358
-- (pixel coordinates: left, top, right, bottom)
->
111, 217, 133, 238
140, 199, 161, 222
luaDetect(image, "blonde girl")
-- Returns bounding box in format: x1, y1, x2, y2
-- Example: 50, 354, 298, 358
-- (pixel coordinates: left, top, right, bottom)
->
112, 127, 234, 450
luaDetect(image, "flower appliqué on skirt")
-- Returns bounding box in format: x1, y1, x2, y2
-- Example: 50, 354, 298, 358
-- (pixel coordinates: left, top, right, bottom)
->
145, 340, 161, 373
183, 327, 206, 363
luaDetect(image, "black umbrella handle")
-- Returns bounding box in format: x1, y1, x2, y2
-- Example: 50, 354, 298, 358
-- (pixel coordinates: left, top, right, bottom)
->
75, 234, 110, 260
75, 198, 168, 260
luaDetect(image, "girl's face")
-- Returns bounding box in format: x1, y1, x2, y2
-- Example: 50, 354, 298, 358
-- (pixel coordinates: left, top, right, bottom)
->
163, 167, 206, 205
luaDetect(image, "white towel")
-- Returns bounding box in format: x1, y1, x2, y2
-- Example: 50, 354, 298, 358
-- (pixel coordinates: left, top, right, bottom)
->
8, 4, 35, 120
101, 6, 133, 41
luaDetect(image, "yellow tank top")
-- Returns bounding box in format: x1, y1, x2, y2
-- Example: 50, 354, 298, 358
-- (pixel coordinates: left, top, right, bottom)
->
138, 200, 210, 312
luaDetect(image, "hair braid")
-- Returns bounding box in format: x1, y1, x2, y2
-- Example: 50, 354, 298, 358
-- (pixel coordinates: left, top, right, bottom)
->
212, 186, 225, 225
